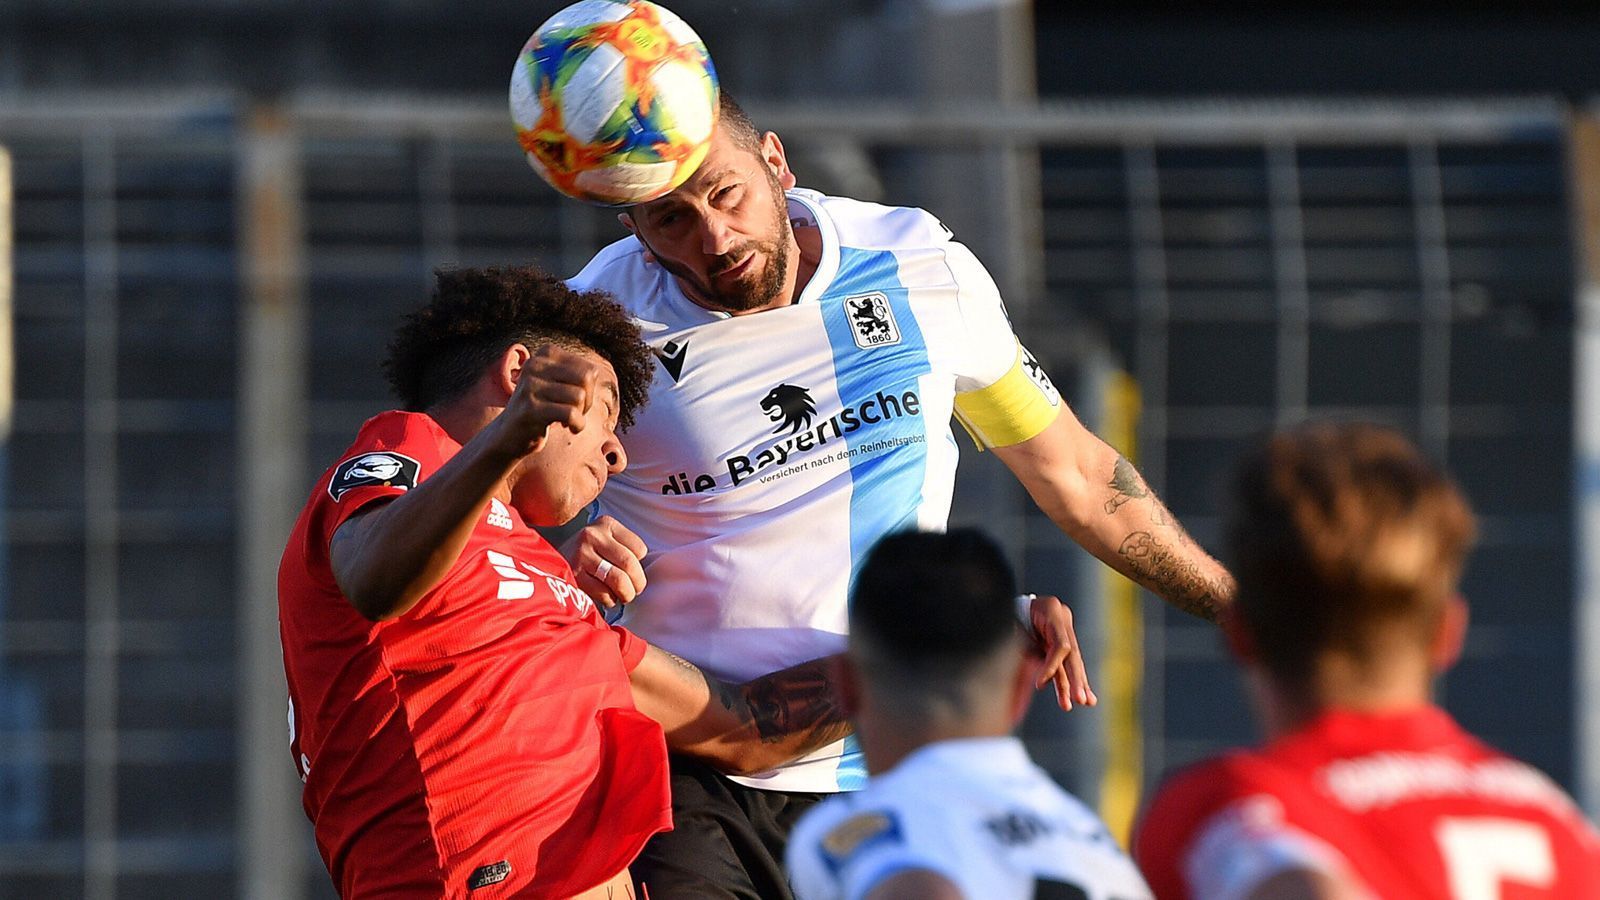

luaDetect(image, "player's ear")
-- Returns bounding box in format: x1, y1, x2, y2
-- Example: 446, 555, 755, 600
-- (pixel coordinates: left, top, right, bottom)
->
1221, 606, 1258, 665
1429, 594, 1469, 674
495, 342, 532, 400
761, 131, 797, 191
619, 213, 657, 264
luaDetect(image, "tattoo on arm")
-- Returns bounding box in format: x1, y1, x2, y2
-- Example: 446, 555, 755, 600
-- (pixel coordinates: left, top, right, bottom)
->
1104, 455, 1149, 515
1105, 455, 1194, 542
739, 659, 850, 747
660, 649, 733, 709
1100, 458, 1234, 620
1117, 531, 1227, 622
661, 651, 850, 753
662, 650, 698, 672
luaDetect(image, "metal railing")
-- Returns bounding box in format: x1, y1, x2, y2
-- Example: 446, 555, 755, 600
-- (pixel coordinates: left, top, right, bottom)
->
0, 92, 1580, 897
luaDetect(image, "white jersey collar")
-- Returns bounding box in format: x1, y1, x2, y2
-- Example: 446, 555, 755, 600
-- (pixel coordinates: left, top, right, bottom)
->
887, 735, 1033, 781
787, 188, 839, 306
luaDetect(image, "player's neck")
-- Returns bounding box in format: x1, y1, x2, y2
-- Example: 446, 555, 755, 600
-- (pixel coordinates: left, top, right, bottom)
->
858, 711, 1014, 776
790, 221, 821, 302
427, 403, 487, 448
1255, 657, 1435, 739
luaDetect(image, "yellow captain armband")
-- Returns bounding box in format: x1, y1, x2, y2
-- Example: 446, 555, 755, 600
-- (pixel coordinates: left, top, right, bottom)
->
952, 344, 1063, 450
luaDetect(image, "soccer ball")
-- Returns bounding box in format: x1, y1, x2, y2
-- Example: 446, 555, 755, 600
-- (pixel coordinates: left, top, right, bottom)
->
510, 0, 720, 206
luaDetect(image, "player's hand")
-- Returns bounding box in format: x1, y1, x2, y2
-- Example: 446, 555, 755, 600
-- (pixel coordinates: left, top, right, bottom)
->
498, 344, 605, 455
563, 515, 648, 609
1021, 593, 1096, 711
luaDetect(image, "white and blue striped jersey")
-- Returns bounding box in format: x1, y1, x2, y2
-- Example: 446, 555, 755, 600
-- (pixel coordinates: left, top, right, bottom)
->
786, 738, 1153, 900
569, 189, 1061, 792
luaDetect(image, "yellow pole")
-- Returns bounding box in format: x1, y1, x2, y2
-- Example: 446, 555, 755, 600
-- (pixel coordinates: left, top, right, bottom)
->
1099, 371, 1144, 846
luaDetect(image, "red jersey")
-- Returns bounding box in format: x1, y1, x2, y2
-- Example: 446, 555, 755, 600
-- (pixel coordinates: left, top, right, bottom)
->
278, 411, 671, 899
1134, 707, 1600, 899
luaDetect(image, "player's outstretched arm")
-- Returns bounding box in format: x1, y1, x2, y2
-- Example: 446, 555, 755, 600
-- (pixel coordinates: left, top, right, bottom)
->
627, 647, 853, 777
330, 346, 604, 621
992, 408, 1235, 622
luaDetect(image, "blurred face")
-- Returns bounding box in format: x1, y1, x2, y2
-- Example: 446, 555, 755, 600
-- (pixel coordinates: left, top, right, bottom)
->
507, 352, 627, 527
625, 126, 797, 314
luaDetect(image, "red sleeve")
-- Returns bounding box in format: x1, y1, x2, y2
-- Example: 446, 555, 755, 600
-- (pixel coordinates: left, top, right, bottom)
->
1133, 760, 1238, 900
316, 411, 456, 540
610, 625, 650, 673
1555, 804, 1600, 896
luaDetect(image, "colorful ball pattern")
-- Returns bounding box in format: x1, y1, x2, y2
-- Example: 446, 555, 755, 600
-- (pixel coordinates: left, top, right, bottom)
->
510, 0, 720, 206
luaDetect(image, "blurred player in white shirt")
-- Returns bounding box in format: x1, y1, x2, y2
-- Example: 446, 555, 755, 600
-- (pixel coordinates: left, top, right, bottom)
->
786, 529, 1152, 900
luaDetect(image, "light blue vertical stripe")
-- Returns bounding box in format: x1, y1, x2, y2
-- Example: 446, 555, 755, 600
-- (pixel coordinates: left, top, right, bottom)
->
819, 247, 931, 790
819, 247, 932, 593
835, 734, 868, 790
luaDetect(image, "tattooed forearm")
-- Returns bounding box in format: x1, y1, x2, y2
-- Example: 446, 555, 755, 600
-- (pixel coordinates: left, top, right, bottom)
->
649, 650, 854, 774
1104, 455, 1150, 514
737, 658, 852, 749
1117, 530, 1230, 622
659, 649, 742, 716
1104, 454, 1200, 551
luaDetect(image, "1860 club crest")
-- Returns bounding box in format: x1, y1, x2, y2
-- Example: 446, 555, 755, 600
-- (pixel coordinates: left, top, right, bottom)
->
844, 292, 901, 349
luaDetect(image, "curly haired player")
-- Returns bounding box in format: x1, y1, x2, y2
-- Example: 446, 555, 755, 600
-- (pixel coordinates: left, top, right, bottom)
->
278, 267, 858, 899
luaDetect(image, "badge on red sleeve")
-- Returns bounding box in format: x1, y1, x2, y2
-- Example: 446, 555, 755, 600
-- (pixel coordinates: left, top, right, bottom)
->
328, 452, 421, 501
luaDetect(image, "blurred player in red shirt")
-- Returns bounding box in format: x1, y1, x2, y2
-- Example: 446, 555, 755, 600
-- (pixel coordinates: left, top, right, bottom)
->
278, 267, 854, 899
1133, 422, 1600, 899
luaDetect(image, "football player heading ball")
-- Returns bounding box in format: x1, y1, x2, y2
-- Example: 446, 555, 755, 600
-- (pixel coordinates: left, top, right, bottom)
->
555, 92, 1231, 900
515, 2, 1232, 896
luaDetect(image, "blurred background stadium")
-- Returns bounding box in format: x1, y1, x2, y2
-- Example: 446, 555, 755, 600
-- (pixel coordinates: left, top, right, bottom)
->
3, 2, 1600, 897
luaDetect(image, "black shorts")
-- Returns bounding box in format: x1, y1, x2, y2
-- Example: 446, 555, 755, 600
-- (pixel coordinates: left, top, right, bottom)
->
631, 753, 826, 900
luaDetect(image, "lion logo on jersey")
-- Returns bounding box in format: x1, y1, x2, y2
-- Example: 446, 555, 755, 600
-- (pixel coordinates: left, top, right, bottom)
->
845, 292, 902, 349
849, 297, 891, 339
761, 384, 816, 435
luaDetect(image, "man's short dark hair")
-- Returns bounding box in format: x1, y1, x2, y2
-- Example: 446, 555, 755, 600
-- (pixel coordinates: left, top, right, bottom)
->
383, 266, 653, 428
851, 528, 1019, 673
718, 91, 762, 155
1226, 421, 1477, 687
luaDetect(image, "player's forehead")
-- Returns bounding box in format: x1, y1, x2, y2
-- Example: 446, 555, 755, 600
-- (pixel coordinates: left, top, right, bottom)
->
586, 354, 622, 416
542, 342, 618, 397
578, 348, 620, 393
632, 128, 760, 210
